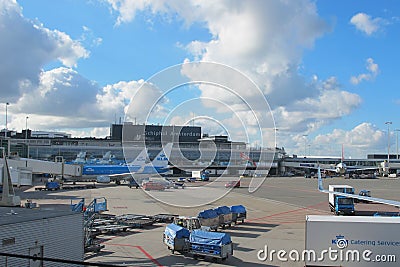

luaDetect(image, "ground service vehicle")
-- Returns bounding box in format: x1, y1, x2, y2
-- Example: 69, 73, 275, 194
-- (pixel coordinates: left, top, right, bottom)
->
305, 215, 400, 266
328, 185, 355, 215
163, 224, 233, 261
225, 180, 240, 188
142, 181, 165, 191
129, 179, 139, 188
34, 181, 60, 191
173, 216, 202, 231
230, 205, 246, 224
191, 171, 210, 181
354, 189, 371, 203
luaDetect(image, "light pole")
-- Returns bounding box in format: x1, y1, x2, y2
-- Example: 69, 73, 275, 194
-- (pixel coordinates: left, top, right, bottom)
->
274, 128, 279, 148
25, 116, 29, 139
5, 102, 9, 137
395, 129, 400, 160
303, 134, 308, 157
385, 121, 392, 163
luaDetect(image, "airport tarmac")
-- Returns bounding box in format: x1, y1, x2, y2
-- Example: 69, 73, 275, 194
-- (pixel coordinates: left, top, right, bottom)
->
16, 175, 400, 267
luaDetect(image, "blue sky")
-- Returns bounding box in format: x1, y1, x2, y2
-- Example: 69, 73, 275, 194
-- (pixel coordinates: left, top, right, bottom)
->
1, 0, 399, 158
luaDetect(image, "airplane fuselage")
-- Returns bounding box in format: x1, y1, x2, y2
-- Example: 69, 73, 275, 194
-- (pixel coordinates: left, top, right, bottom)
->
82, 164, 167, 175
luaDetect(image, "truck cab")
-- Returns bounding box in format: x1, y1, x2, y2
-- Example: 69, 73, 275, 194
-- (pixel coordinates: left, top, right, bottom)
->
173, 216, 201, 231
200, 171, 210, 181
328, 185, 355, 215
333, 196, 354, 215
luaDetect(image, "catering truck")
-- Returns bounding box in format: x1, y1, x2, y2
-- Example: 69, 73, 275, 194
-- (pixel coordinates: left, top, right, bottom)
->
305, 215, 399, 266
328, 185, 355, 215
191, 171, 210, 181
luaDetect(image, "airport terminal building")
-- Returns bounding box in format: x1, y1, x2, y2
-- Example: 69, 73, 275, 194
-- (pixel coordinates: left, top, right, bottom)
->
1, 123, 281, 176
3, 123, 398, 177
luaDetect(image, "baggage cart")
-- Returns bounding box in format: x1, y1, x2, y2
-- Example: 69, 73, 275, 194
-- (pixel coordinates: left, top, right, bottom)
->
198, 209, 219, 231
214, 206, 233, 229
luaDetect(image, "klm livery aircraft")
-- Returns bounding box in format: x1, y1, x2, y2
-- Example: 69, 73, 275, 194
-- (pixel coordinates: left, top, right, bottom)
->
82, 143, 173, 184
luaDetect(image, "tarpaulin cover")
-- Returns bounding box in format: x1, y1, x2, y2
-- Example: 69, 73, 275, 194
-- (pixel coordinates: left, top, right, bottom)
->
164, 223, 190, 239
230, 205, 246, 214
190, 230, 231, 245
198, 209, 218, 219
214, 206, 231, 215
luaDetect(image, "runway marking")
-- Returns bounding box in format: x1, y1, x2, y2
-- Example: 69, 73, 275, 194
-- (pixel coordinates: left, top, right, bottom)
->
247, 201, 330, 224
106, 243, 163, 267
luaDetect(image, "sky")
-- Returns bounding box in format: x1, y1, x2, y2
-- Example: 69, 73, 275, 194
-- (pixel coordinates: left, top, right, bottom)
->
1, 0, 399, 159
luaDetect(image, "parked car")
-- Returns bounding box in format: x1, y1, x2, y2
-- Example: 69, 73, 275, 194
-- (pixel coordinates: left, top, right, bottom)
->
225, 180, 240, 188
354, 189, 371, 203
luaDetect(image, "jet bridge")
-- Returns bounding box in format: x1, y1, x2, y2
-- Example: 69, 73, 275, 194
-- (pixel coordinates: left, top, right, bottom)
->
5, 158, 82, 177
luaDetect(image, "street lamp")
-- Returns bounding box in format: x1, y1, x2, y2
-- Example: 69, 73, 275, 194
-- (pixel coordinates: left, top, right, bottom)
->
303, 134, 308, 157
274, 128, 279, 148
25, 116, 29, 139
385, 121, 392, 163
5, 102, 9, 137
395, 129, 400, 160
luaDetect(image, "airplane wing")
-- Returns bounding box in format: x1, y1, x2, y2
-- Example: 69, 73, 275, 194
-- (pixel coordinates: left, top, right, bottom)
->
317, 167, 400, 208
345, 166, 379, 172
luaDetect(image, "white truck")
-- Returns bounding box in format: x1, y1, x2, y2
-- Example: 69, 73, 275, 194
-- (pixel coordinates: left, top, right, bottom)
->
328, 185, 355, 215
305, 215, 399, 266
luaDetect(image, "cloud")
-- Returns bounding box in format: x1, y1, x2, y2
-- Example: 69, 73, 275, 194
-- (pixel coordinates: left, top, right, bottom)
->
80, 26, 103, 48
0, 0, 89, 102
350, 13, 382, 35
5, 67, 159, 132
1, 0, 368, 155
15, 68, 99, 117
350, 58, 379, 85
311, 122, 387, 158
279, 122, 387, 158
105, 0, 369, 151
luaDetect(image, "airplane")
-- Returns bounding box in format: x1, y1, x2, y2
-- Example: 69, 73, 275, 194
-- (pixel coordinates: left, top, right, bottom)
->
300, 145, 379, 176
317, 166, 400, 208
83, 143, 173, 184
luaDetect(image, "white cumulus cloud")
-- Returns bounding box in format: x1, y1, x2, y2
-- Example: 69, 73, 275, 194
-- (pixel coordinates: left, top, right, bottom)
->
350, 58, 379, 85
350, 13, 382, 35
0, 0, 89, 102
